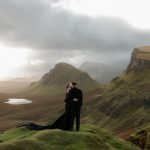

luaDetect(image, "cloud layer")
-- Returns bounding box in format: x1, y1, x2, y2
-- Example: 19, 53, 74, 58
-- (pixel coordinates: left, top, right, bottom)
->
0, 0, 150, 76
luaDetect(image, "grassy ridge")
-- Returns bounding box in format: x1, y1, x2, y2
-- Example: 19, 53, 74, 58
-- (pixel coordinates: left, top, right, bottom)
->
0, 124, 140, 150
82, 68, 150, 136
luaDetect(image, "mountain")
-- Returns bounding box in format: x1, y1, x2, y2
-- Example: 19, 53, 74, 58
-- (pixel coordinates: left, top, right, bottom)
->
23, 62, 100, 96
82, 46, 150, 137
0, 124, 140, 150
80, 62, 122, 83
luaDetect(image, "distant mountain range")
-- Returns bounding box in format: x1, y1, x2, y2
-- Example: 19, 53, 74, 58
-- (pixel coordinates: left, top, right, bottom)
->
80, 62, 123, 83
0, 61, 122, 94
23, 62, 100, 96
0, 78, 34, 94
83, 46, 150, 138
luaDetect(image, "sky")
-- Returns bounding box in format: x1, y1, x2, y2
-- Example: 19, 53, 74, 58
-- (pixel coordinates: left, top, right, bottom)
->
0, 0, 150, 79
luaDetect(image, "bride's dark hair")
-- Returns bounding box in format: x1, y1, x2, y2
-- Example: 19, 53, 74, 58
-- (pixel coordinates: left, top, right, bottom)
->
71, 82, 77, 86
66, 85, 70, 89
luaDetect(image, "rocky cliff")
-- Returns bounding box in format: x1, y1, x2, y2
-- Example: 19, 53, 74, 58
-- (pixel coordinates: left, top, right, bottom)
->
82, 46, 150, 138
125, 46, 150, 73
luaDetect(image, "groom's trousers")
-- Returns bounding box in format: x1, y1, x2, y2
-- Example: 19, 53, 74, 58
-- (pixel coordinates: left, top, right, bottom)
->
70, 104, 81, 131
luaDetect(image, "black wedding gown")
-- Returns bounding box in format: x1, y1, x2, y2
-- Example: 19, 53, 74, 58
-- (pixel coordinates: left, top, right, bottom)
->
17, 113, 71, 131
18, 90, 73, 131
18, 95, 72, 131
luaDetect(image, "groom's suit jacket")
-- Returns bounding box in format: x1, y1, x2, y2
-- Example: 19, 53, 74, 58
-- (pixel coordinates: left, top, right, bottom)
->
67, 87, 83, 109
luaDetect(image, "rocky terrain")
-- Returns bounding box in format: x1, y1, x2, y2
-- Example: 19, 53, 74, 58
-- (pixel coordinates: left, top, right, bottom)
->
125, 46, 150, 73
82, 46, 150, 139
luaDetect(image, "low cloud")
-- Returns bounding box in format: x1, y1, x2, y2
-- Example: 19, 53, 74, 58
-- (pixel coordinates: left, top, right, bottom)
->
0, 0, 150, 75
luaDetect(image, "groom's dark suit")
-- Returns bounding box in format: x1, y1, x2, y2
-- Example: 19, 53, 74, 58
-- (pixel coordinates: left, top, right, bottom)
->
66, 87, 83, 131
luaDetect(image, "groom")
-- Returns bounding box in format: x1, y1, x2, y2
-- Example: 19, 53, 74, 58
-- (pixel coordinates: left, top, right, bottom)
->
67, 82, 83, 131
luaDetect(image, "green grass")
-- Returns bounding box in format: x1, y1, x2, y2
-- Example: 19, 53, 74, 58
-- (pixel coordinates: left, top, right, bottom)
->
0, 124, 140, 150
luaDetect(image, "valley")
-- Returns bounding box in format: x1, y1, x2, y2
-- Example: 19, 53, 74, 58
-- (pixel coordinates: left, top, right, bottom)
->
0, 46, 149, 149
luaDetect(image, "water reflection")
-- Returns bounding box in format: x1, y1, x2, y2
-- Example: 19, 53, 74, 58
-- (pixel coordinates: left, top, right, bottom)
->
5, 98, 32, 105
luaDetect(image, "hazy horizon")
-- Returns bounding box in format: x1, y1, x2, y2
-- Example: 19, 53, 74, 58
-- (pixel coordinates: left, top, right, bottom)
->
0, 0, 150, 79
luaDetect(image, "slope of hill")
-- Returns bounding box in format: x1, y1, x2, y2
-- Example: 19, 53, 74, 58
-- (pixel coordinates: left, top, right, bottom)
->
80, 62, 122, 83
23, 62, 100, 96
129, 124, 150, 149
0, 124, 140, 150
82, 46, 150, 137
0, 92, 9, 100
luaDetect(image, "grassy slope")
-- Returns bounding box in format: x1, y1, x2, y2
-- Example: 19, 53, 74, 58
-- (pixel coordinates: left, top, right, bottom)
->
129, 124, 150, 149
23, 63, 100, 96
83, 68, 150, 137
0, 124, 140, 150
27, 76, 100, 97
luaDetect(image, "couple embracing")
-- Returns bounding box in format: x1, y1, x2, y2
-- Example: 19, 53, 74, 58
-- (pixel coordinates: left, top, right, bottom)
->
19, 82, 83, 131
51, 82, 83, 131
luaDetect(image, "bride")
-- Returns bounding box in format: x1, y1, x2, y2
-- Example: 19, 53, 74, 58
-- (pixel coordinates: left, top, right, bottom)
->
18, 85, 73, 131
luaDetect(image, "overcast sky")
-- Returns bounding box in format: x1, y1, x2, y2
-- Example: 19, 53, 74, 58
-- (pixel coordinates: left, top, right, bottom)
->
0, 0, 150, 79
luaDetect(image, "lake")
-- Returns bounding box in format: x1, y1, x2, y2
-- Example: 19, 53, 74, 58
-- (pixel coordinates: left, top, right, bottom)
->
5, 98, 32, 105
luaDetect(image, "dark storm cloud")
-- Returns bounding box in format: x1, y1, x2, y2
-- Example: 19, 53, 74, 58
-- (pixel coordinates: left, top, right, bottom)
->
0, 0, 149, 53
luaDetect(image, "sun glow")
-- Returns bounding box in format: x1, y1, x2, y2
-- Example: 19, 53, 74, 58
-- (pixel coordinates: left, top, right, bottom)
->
0, 44, 29, 79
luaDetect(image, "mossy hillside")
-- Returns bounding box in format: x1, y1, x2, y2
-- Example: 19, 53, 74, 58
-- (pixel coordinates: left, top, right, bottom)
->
0, 124, 140, 150
108, 68, 150, 96
82, 68, 150, 133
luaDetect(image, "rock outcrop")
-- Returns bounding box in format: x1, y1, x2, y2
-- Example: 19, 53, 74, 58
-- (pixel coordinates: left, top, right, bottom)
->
125, 46, 150, 74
